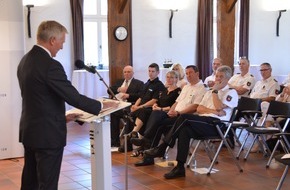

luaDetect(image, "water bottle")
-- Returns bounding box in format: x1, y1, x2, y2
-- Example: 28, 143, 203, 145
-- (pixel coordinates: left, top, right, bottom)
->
190, 157, 197, 171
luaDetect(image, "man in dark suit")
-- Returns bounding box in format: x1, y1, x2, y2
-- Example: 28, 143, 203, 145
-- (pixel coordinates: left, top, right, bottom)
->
108, 65, 144, 147
17, 20, 118, 190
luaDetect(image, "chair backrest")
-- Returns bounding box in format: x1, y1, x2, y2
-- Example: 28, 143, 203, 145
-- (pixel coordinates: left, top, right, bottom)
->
266, 101, 290, 116
237, 97, 262, 112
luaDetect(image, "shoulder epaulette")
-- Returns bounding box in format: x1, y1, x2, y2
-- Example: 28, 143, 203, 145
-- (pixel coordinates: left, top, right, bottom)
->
250, 74, 254, 77
237, 73, 241, 74
274, 79, 278, 82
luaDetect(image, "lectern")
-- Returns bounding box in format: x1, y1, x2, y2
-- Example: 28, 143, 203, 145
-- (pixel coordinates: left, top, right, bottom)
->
67, 100, 131, 190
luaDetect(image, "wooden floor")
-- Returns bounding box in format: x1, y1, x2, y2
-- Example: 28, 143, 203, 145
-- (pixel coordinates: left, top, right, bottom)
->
0, 122, 289, 190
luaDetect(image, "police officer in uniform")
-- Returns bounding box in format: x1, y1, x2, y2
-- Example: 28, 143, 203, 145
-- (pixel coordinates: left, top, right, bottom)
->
250, 62, 280, 102
228, 57, 256, 98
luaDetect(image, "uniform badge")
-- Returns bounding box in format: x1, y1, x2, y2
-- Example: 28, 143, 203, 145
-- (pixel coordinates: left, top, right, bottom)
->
226, 95, 232, 102
247, 82, 251, 86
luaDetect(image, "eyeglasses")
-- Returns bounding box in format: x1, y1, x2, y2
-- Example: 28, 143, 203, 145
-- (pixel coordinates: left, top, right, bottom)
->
259, 68, 270, 72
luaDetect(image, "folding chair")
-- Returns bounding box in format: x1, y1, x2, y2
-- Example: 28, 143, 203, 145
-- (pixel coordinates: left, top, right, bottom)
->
187, 97, 262, 167
231, 97, 262, 147
241, 101, 290, 161
185, 138, 217, 169
274, 133, 290, 190
185, 107, 243, 175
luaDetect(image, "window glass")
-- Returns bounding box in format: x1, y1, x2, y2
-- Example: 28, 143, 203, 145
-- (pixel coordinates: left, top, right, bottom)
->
84, 0, 97, 15
84, 22, 98, 65
83, 0, 108, 69
101, 0, 107, 15
101, 22, 108, 68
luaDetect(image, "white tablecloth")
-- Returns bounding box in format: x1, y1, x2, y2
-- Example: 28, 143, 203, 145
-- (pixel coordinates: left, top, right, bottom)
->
72, 70, 110, 99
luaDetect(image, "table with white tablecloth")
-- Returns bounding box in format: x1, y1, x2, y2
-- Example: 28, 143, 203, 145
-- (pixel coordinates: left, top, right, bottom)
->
71, 70, 110, 100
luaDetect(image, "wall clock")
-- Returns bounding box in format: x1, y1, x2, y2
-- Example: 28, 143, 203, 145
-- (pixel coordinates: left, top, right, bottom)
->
114, 26, 128, 41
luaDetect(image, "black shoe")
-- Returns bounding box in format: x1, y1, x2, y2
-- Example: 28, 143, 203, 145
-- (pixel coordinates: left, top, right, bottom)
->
164, 166, 185, 179
134, 156, 154, 167
118, 144, 133, 152
144, 143, 167, 158
131, 137, 151, 148
130, 138, 144, 146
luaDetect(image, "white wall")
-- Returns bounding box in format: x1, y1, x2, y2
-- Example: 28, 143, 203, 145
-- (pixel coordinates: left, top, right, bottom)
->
132, 0, 198, 81
0, 0, 24, 159
249, 0, 290, 77
21, 0, 290, 81
23, 0, 73, 80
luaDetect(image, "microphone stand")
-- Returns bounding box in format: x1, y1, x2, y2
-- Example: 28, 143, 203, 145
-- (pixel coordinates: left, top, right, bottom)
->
88, 66, 134, 125
89, 66, 117, 100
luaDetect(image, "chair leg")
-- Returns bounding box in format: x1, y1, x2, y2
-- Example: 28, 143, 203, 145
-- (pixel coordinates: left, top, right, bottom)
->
244, 134, 259, 160
232, 128, 242, 147
163, 146, 170, 160
207, 126, 243, 175
236, 132, 250, 159
276, 165, 289, 190
237, 128, 244, 141
186, 140, 201, 167
266, 139, 283, 168
203, 140, 215, 162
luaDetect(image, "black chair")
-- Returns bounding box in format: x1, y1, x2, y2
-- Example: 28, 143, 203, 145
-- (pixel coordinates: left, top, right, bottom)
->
231, 97, 262, 147
241, 101, 290, 162
275, 154, 290, 190
185, 107, 243, 175
274, 133, 290, 190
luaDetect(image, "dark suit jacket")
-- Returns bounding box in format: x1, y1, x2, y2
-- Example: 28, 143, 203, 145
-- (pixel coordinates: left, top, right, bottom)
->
108, 78, 144, 103
17, 45, 102, 149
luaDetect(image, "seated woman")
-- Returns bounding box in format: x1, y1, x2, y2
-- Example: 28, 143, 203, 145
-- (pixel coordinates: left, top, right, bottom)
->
165, 63, 187, 89
129, 70, 181, 157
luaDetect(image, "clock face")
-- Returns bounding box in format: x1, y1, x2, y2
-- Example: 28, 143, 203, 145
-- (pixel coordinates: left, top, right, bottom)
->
114, 26, 128, 41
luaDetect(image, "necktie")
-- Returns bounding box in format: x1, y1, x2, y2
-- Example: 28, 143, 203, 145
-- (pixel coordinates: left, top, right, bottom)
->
125, 80, 129, 87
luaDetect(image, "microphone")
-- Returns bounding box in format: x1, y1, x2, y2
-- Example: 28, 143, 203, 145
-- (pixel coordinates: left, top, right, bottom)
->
74, 59, 118, 100
75, 60, 96, 74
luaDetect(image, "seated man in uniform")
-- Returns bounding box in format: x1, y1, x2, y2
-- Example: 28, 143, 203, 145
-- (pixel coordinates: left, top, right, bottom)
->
144, 66, 238, 179
204, 58, 223, 88
228, 57, 255, 98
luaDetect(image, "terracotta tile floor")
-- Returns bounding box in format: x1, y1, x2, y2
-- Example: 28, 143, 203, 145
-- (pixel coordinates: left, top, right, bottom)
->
1, 122, 289, 190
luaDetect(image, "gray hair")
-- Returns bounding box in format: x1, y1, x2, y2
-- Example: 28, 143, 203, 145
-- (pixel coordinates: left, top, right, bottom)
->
37, 20, 68, 42
216, 65, 232, 79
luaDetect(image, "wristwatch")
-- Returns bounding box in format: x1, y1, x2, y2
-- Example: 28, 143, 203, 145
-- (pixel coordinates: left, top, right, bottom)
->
212, 89, 218, 94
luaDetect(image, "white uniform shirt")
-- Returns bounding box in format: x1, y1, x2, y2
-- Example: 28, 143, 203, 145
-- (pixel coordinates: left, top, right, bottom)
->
175, 80, 207, 112
204, 73, 215, 87
250, 76, 280, 99
199, 85, 238, 121
228, 72, 256, 98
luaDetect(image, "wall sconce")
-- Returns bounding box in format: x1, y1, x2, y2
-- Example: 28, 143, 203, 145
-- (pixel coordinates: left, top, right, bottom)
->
26, 4, 34, 38
169, 9, 178, 38
276, 9, 287, 37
